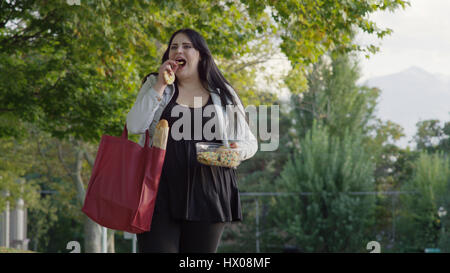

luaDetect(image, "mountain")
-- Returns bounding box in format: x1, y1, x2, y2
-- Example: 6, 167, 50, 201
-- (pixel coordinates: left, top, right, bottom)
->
363, 66, 450, 149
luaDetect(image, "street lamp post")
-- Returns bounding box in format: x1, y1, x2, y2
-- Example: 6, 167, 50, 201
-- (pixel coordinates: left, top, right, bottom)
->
438, 207, 447, 218
438, 206, 447, 244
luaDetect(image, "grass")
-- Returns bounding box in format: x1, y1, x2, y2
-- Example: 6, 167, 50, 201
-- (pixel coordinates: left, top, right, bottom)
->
0, 247, 36, 253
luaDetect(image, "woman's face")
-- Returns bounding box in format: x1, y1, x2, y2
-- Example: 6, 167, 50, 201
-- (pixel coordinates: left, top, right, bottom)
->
168, 33, 201, 80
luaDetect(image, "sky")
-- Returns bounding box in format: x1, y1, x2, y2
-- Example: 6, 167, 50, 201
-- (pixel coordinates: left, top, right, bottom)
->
355, 0, 450, 81
261, 0, 450, 100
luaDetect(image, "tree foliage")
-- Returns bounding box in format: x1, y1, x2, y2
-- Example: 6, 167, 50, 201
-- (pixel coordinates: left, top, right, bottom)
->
0, 0, 411, 252
414, 120, 450, 155
396, 152, 450, 252
272, 121, 375, 252
1, 0, 409, 141
289, 53, 380, 141
0, 135, 40, 212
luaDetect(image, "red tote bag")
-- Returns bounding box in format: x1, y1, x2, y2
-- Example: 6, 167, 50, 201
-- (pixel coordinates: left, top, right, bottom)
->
82, 123, 167, 234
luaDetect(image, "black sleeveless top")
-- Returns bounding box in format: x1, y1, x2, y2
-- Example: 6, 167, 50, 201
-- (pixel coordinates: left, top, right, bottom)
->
154, 83, 242, 222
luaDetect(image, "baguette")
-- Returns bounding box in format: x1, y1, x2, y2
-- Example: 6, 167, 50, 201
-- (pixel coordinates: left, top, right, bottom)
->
152, 119, 169, 150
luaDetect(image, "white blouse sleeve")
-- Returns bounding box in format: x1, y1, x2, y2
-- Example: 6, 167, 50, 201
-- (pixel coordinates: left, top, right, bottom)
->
126, 74, 164, 134
225, 85, 258, 161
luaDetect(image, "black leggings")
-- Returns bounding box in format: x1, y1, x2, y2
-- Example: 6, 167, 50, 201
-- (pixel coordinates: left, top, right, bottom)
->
136, 207, 226, 253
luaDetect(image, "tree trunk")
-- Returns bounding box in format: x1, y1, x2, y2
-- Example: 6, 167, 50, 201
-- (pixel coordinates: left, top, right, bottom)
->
108, 229, 115, 253
84, 217, 102, 253
75, 143, 102, 252
58, 140, 102, 253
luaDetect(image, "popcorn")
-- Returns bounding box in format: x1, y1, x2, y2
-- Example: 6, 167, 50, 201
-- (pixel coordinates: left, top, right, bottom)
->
196, 144, 241, 168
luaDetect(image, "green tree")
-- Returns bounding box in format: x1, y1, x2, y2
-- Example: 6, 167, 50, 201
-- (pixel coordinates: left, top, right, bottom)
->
396, 152, 450, 252
364, 118, 420, 251
273, 121, 375, 252
1, 0, 409, 252
0, 136, 40, 213
288, 53, 380, 141
414, 119, 450, 155
1, 0, 410, 140
26, 194, 59, 252
438, 160, 450, 252
288, 52, 421, 252
225, 51, 407, 252
441, 121, 450, 154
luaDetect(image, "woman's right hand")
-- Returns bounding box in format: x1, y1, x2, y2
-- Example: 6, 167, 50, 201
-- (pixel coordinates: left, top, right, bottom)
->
153, 60, 179, 95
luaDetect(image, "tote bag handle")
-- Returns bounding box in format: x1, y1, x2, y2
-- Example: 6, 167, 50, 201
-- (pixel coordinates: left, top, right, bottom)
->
121, 124, 150, 148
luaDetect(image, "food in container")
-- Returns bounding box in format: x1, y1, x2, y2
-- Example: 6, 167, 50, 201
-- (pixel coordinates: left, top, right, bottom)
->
196, 142, 242, 168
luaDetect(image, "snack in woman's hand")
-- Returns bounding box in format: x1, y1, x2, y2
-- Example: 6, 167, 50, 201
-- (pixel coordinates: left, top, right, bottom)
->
163, 70, 175, 85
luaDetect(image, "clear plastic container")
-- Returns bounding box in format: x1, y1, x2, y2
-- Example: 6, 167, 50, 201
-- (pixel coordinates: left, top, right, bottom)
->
195, 142, 243, 168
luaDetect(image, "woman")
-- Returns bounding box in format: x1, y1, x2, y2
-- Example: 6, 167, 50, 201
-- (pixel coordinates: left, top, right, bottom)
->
126, 28, 258, 253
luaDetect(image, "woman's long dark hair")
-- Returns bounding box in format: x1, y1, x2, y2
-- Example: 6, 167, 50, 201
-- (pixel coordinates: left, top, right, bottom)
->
143, 28, 242, 107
